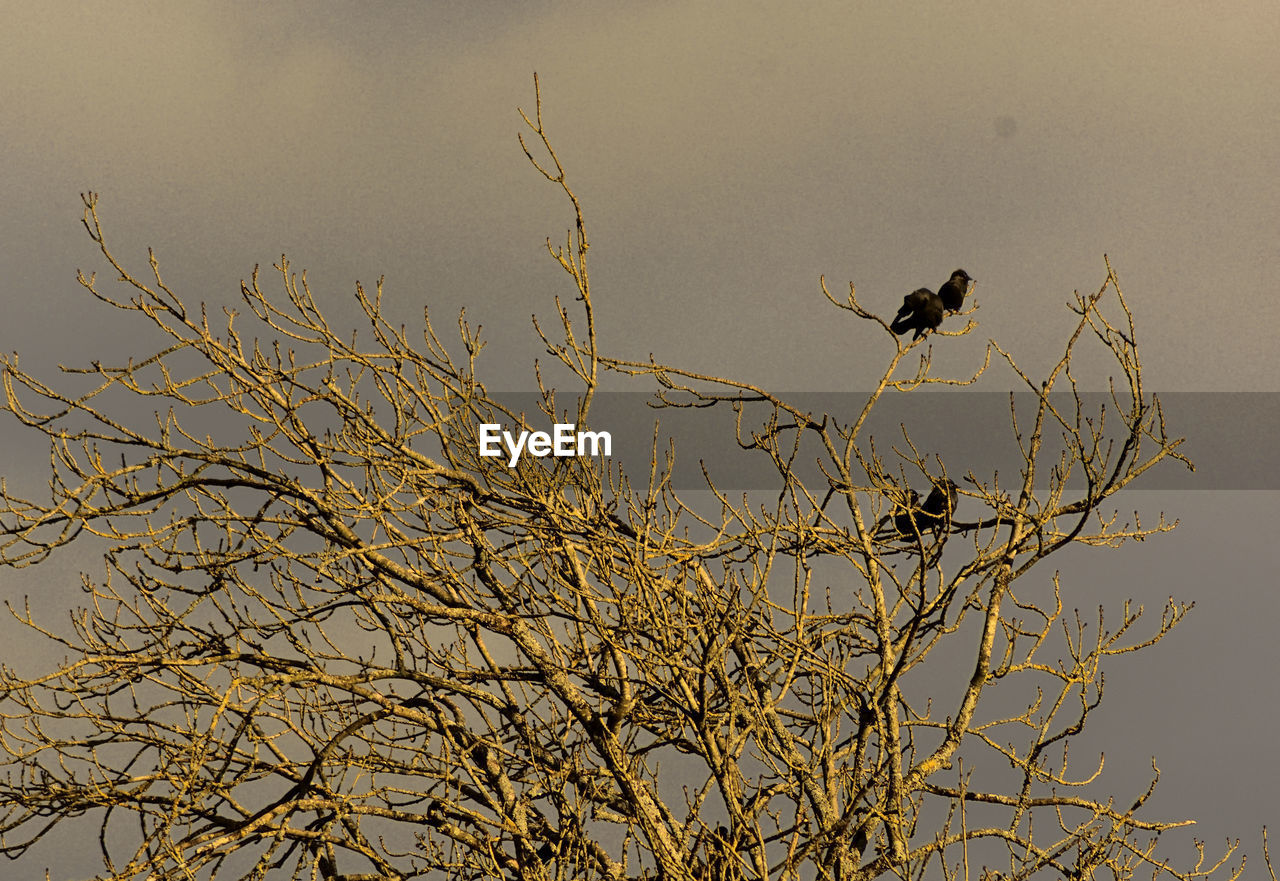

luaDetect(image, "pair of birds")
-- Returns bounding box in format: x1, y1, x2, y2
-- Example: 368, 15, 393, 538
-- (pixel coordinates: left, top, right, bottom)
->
894, 478, 958, 538
890, 269, 974, 340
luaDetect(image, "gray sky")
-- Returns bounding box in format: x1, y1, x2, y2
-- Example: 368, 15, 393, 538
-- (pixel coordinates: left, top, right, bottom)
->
3, 2, 1278, 874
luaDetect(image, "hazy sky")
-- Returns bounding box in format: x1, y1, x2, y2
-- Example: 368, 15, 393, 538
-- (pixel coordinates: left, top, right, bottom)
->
3, 2, 1278, 875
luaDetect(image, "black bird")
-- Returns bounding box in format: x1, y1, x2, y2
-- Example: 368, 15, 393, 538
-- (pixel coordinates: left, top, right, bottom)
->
890, 287, 945, 340
894, 480, 958, 539
937, 269, 973, 313
892, 488, 922, 536
919, 478, 958, 530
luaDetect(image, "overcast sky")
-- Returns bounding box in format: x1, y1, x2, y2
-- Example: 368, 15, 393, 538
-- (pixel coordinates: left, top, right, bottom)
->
3, 2, 1278, 875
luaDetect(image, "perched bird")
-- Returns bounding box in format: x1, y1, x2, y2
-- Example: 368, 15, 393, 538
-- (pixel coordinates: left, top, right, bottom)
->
937, 269, 973, 313
890, 287, 945, 340
892, 488, 922, 536
894, 479, 958, 538
919, 478, 958, 530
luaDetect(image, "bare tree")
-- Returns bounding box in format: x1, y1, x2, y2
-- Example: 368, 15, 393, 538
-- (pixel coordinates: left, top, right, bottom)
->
0, 77, 1234, 881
